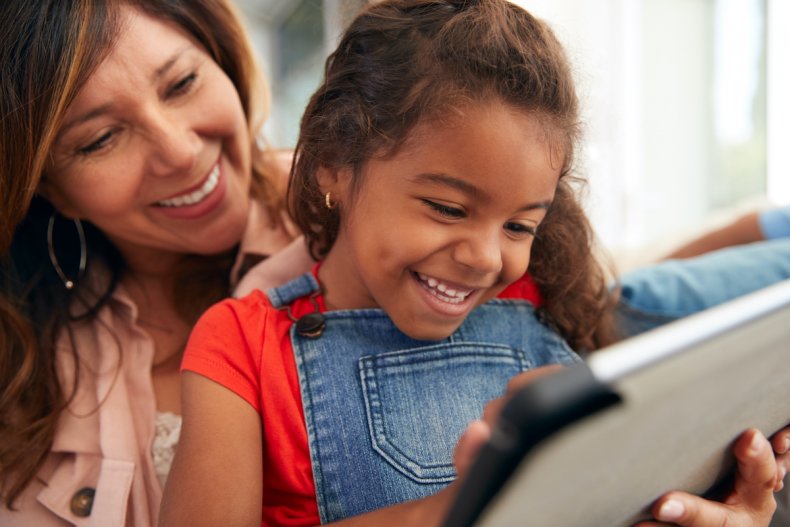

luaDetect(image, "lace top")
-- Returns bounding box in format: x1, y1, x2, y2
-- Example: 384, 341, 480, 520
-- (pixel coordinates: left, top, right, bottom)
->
152, 411, 182, 488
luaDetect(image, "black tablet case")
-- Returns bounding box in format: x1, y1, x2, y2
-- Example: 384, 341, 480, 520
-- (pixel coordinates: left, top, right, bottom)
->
444, 278, 790, 527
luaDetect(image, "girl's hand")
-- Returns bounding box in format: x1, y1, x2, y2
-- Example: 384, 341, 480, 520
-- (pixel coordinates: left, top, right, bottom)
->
454, 371, 787, 527
635, 428, 778, 527
452, 365, 564, 477
770, 426, 790, 492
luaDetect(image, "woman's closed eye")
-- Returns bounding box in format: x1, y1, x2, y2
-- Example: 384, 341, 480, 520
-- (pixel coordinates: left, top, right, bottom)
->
166, 72, 198, 98
78, 130, 116, 156
422, 199, 465, 219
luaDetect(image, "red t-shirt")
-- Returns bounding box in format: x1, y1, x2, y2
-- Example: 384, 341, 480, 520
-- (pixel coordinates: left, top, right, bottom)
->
182, 271, 542, 526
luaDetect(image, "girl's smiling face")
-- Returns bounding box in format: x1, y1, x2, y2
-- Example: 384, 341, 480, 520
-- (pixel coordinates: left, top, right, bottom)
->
318, 100, 562, 340
42, 6, 252, 272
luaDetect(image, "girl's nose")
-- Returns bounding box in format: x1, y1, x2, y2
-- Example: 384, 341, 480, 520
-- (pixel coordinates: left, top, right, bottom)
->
452, 228, 504, 275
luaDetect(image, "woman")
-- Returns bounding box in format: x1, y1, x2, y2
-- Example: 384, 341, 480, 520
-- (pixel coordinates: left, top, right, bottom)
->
0, 1, 308, 525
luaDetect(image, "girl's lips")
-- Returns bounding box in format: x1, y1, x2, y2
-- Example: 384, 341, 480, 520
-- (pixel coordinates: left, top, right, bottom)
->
412, 271, 477, 317
415, 271, 475, 302
151, 162, 227, 220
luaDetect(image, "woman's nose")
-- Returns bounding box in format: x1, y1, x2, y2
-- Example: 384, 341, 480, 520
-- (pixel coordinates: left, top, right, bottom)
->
145, 110, 200, 176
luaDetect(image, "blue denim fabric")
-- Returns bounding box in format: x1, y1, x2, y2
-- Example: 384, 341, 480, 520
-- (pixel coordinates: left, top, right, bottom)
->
759, 206, 790, 240
615, 238, 790, 337
267, 275, 580, 523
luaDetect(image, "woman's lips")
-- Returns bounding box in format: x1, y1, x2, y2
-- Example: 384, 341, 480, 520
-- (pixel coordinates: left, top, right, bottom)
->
156, 163, 220, 207
152, 162, 227, 220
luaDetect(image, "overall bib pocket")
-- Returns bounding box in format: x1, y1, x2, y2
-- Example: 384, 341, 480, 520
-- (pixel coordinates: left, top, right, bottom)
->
359, 343, 531, 482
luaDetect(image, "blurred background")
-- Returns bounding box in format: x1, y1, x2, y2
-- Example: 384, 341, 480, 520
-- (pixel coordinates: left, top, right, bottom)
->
234, 0, 788, 269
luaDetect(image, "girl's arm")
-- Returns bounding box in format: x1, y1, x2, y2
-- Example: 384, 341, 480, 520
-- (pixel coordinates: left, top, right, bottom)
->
159, 372, 263, 527
161, 373, 457, 527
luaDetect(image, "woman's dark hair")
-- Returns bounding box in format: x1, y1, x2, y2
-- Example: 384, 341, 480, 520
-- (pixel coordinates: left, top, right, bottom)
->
289, 0, 617, 353
0, 0, 278, 507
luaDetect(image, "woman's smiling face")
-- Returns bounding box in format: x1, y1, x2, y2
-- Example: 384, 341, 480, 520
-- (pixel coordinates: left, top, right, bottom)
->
43, 6, 252, 271
319, 100, 562, 341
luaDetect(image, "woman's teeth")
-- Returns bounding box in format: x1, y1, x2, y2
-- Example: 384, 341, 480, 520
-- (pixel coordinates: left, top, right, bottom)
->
157, 165, 220, 207
417, 272, 473, 304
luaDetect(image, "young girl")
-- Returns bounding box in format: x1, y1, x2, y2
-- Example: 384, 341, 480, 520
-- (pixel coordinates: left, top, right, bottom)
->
161, 1, 783, 526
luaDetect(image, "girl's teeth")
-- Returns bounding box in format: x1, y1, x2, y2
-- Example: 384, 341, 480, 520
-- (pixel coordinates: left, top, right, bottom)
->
416, 272, 472, 303
157, 164, 220, 207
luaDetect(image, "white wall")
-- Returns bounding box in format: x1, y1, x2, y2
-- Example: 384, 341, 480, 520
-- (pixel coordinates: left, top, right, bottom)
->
513, 0, 775, 262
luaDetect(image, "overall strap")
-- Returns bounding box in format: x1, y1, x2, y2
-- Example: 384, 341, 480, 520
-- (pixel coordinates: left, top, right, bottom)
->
266, 273, 320, 308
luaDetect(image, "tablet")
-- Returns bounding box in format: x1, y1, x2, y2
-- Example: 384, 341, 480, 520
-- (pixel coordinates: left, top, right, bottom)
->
443, 278, 790, 527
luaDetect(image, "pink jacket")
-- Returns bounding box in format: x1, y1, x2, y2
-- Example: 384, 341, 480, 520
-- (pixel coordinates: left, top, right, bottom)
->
0, 203, 302, 527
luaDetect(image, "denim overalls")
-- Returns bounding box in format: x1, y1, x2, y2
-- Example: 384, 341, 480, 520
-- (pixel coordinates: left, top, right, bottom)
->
266, 273, 581, 523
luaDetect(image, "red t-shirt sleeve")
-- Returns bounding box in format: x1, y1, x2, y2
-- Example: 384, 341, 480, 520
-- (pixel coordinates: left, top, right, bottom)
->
181, 292, 270, 412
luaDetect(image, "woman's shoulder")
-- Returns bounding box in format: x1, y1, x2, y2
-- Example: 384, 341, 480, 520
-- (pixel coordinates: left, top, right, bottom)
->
234, 237, 315, 298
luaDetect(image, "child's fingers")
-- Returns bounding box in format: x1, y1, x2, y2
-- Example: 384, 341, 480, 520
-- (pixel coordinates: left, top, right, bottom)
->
770, 426, 790, 491
649, 491, 734, 526
503, 364, 565, 395
641, 430, 777, 527
452, 419, 490, 478
647, 488, 776, 527
480, 397, 506, 427
731, 428, 778, 514
771, 427, 790, 456
480, 366, 565, 427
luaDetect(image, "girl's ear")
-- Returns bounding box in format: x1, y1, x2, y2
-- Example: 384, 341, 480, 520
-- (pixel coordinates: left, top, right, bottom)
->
316, 165, 354, 204
316, 165, 338, 195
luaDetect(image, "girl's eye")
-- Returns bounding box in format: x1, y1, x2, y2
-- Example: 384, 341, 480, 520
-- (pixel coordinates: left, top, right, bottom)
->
167, 72, 197, 97
505, 222, 537, 238
422, 199, 465, 219
78, 130, 114, 155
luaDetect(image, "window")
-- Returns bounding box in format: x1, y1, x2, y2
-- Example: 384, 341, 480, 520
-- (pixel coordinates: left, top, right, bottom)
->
239, 0, 785, 259
237, 0, 367, 148
514, 0, 777, 258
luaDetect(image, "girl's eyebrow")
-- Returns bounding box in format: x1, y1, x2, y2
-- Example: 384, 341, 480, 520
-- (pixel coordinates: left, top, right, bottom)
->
411, 172, 552, 211
412, 172, 479, 196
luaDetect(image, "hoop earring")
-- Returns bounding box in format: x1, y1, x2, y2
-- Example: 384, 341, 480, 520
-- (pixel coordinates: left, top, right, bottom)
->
47, 212, 87, 290
325, 191, 336, 210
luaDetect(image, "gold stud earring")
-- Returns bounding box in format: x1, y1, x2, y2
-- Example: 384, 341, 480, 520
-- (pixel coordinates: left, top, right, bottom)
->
325, 192, 336, 210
